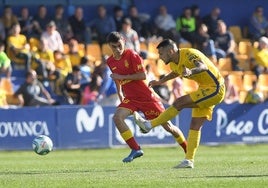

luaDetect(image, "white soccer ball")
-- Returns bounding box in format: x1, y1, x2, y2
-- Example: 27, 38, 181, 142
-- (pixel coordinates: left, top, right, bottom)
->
32, 135, 53, 155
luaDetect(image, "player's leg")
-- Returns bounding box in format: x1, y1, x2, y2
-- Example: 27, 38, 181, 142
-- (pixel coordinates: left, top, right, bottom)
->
161, 121, 187, 153
113, 107, 143, 162
134, 95, 197, 132
174, 117, 206, 168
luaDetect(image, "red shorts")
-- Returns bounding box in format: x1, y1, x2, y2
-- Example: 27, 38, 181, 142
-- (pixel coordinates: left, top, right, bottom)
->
118, 97, 165, 120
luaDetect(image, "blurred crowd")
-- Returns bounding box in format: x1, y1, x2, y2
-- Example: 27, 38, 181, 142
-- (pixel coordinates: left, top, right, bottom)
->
0, 3, 267, 108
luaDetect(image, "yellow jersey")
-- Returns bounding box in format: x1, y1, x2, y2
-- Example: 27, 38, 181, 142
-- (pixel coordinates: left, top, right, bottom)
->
170, 48, 224, 87
253, 47, 268, 67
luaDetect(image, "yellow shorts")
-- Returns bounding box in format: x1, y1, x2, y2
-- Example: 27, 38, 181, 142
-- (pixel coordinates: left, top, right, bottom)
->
189, 84, 225, 121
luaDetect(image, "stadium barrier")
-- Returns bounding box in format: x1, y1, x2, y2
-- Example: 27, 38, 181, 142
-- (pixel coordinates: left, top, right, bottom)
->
0, 101, 267, 150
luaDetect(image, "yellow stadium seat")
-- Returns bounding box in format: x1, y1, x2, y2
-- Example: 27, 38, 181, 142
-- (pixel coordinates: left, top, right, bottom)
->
229, 25, 243, 43
182, 78, 198, 94
86, 43, 102, 62
228, 71, 244, 91
29, 37, 40, 52
147, 42, 159, 60
243, 73, 257, 91
63, 43, 69, 54
101, 43, 113, 57
140, 42, 148, 51
78, 43, 85, 54
156, 59, 171, 75
237, 41, 252, 60
238, 90, 248, 104
0, 78, 14, 94
258, 74, 268, 99
218, 58, 232, 71
143, 59, 159, 77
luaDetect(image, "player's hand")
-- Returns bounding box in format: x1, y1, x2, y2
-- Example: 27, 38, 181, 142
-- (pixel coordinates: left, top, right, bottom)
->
182, 65, 192, 77
148, 80, 161, 87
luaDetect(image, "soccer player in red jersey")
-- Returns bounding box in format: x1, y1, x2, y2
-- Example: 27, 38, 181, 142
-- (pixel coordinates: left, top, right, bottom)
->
106, 31, 187, 162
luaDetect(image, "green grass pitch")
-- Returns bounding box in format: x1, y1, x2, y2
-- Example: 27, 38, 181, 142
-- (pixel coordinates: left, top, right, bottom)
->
0, 144, 268, 188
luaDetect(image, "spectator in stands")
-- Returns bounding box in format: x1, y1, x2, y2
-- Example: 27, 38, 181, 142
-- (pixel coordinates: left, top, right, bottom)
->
248, 5, 268, 40
81, 69, 102, 105
202, 7, 221, 39
54, 50, 72, 77
244, 80, 264, 104
68, 7, 91, 45
79, 56, 92, 89
152, 74, 172, 104
53, 50, 72, 95
41, 21, 64, 53
94, 56, 119, 106
18, 7, 37, 40
113, 6, 125, 32
7, 23, 32, 71
191, 4, 203, 29
250, 36, 268, 77
154, 5, 180, 43
32, 5, 51, 37
194, 23, 217, 62
0, 5, 18, 36
127, 5, 151, 39
224, 75, 239, 104
63, 65, 82, 105
120, 18, 147, 59
32, 39, 56, 81
90, 4, 116, 46
14, 69, 56, 107
67, 38, 84, 66
214, 20, 241, 70
52, 4, 73, 43
172, 77, 184, 99
176, 6, 196, 45
145, 64, 156, 82
0, 40, 12, 79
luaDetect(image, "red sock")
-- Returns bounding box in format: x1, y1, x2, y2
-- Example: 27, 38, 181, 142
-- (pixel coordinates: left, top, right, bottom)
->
126, 137, 140, 150
180, 141, 187, 153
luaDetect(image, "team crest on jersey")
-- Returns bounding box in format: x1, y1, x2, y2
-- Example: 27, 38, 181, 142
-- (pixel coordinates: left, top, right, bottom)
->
137, 64, 142, 70
122, 99, 130, 103
187, 53, 200, 62
124, 60, 129, 68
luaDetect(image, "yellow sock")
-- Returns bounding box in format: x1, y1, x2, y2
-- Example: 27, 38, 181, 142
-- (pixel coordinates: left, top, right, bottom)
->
151, 106, 179, 128
185, 130, 201, 161
175, 133, 186, 144
175, 133, 187, 153
121, 129, 133, 141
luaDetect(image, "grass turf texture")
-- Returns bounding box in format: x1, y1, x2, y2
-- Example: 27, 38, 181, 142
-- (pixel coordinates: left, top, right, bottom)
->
0, 144, 268, 188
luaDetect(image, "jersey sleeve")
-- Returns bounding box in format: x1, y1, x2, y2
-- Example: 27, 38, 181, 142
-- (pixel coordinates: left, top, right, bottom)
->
129, 50, 145, 73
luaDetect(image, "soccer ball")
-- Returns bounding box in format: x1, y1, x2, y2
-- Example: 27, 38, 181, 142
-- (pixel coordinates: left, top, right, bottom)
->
32, 135, 53, 155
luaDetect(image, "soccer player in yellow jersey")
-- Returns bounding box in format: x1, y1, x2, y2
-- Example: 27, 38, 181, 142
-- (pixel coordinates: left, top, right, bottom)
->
134, 39, 225, 168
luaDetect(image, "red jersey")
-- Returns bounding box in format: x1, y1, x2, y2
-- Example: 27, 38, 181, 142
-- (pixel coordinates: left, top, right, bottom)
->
107, 49, 155, 101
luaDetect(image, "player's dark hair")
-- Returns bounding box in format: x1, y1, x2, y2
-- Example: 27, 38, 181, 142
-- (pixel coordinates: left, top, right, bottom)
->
156, 39, 176, 49
106, 31, 122, 43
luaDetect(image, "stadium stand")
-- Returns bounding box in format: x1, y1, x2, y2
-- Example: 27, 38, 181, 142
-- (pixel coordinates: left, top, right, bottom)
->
0, 0, 267, 106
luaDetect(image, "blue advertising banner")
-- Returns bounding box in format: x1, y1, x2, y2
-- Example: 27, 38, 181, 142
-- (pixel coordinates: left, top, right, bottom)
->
178, 101, 268, 144
57, 105, 108, 149
0, 101, 267, 151
0, 107, 57, 150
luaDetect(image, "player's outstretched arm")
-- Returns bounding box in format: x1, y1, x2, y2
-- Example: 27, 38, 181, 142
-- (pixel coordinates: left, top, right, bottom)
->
149, 71, 178, 87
